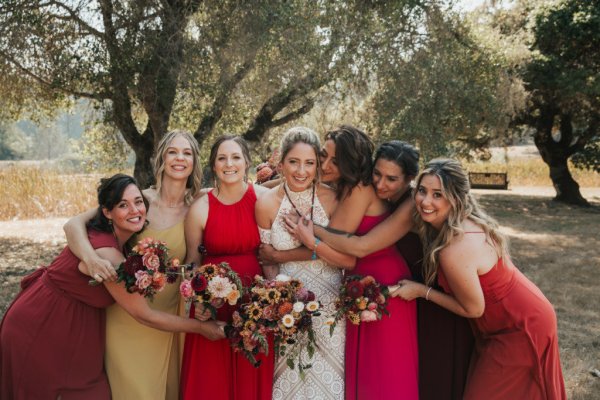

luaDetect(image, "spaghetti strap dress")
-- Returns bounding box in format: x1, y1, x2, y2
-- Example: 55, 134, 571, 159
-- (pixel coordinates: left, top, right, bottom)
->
438, 255, 566, 400
180, 184, 275, 400
345, 214, 418, 400
104, 220, 186, 400
0, 229, 117, 400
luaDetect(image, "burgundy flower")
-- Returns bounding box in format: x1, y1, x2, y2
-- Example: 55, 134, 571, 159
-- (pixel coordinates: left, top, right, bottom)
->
346, 281, 364, 299
123, 254, 144, 276
191, 274, 208, 292
305, 290, 316, 302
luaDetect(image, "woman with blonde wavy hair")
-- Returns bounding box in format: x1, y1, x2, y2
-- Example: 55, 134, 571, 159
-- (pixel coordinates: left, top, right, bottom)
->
63, 129, 206, 399
393, 158, 566, 400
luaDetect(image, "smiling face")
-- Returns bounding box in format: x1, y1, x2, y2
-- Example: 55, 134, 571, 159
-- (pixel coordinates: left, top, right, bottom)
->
280, 142, 318, 192
103, 184, 147, 240
414, 174, 452, 230
372, 158, 412, 203
213, 140, 247, 185
319, 139, 340, 185
162, 134, 194, 181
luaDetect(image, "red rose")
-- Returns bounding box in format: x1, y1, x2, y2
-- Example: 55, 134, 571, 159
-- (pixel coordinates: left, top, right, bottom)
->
191, 274, 208, 292
346, 280, 364, 299
123, 254, 144, 276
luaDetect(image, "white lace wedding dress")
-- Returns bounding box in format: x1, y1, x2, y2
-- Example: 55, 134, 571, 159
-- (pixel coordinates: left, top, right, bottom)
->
260, 185, 345, 400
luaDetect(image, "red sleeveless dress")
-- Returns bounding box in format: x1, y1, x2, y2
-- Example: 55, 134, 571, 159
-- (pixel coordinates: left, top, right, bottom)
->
0, 229, 117, 400
345, 214, 419, 400
438, 255, 566, 400
180, 185, 274, 400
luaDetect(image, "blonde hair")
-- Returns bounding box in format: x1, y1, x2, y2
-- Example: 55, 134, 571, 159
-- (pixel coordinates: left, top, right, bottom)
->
279, 126, 322, 182
414, 158, 509, 286
152, 130, 202, 205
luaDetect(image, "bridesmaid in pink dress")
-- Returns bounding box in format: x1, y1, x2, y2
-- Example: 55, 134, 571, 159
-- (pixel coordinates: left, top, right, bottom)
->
293, 126, 418, 400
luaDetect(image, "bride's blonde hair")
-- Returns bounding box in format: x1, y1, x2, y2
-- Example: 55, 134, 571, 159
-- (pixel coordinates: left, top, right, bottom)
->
414, 158, 509, 286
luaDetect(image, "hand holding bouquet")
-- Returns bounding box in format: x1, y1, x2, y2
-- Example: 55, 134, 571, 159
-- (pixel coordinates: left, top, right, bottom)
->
179, 262, 243, 319
89, 237, 180, 299
327, 275, 390, 334
225, 274, 321, 374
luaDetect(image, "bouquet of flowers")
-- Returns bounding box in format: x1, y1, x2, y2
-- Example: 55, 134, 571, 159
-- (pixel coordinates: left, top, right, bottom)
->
225, 274, 321, 374
89, 237, 180, 299
327, 275, 390, 335
179, 262, 243, 318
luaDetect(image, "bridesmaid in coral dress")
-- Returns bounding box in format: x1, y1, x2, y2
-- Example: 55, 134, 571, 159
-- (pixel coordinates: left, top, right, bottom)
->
394, 158, 566, 400
180, 135, 274, 400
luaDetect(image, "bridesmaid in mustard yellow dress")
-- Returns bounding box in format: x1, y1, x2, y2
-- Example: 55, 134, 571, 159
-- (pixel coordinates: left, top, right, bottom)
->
63, 130, 205, 399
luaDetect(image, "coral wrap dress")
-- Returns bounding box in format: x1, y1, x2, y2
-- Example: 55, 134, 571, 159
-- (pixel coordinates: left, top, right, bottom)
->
180, 185, 274, 400
104, 221, 186, 400
345, 214, 419, 400
438, 254, 566, 400
0, 229, 117, 400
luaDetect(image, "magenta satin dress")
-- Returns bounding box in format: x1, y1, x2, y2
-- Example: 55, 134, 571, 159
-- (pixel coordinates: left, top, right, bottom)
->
345, 214, 419, 400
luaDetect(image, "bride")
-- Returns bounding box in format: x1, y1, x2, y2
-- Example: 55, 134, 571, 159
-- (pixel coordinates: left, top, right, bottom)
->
255, 127, 355, 399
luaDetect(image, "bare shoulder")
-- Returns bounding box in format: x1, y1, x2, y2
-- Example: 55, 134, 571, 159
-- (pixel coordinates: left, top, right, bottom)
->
253, 183, 268, 198
440, 231, 495, 270
255, 187, 281, 228
189, 193, 209, 215
143, 188, 158, 202
316, 183, 337, 210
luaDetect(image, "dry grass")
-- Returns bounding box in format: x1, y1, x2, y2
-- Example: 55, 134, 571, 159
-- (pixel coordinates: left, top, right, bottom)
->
463, 157, 600, 187
0, 166, 99, 220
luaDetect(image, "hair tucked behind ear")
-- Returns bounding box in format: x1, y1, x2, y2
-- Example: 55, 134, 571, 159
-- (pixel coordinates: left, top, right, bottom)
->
413, 158, 509, 286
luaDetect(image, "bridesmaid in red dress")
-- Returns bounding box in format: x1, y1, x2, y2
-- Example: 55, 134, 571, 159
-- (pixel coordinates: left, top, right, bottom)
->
180, 135, 274, 400
393, 158, 566, 400
0, 174, 223, 400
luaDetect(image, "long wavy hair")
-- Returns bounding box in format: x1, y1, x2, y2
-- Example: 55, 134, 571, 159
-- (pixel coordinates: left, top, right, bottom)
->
152, 130, 202, 205
414, 158, 509, 286
278, 126, 322, 182
325, 125, 374, 200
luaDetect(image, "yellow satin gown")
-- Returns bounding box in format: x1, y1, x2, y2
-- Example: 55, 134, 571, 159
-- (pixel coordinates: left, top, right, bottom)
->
105, 221, 186, 400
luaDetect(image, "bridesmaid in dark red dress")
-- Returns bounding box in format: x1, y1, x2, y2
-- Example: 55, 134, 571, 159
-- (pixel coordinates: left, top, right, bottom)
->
373, 142, 473, 400
394, 158, 566, 400
0, 174, 222, 400
180, 135, 274, 400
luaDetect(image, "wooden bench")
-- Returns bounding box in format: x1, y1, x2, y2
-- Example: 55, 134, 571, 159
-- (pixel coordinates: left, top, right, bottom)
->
468, 172, 509, 190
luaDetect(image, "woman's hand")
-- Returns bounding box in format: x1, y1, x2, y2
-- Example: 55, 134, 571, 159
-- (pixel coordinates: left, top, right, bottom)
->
87, 255, 118, 283
390, 279, 426, 301
201, 320, 227, 341
193, 303, 213, 321
284, 214, 316, 248
258, 244, 279, 264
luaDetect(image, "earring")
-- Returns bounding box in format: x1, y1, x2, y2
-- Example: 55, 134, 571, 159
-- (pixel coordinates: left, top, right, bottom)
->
108, 219, 113, 225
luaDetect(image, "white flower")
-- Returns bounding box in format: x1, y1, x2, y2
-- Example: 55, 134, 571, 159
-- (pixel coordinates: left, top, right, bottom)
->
207, 276, 233, 298
282, 314, 295, 328
275, 274, 291, 282
306, 301, 320, 312
293, 301, 305, 313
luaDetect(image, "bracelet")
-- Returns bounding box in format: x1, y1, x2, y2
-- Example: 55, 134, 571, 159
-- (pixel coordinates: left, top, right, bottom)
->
311, 238, 320, 260
425, 286, 432, 301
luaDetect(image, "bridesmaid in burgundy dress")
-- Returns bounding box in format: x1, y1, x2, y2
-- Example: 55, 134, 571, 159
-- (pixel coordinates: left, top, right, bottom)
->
372, 141, 473, 400
180, 135, 274, 400
0, 174, 223, 400
393, 159, 566, 400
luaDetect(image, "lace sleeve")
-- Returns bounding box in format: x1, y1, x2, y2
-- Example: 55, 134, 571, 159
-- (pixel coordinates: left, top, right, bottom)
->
258, 227, 272, 244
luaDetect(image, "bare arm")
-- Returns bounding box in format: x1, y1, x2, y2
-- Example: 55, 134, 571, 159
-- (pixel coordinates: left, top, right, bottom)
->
64, 208, 117, 281
184, 198, 208, 265
258, 244, 312, 264
391, 239, 486, 318
83, 247, 225, 340
312, 198, 414, 258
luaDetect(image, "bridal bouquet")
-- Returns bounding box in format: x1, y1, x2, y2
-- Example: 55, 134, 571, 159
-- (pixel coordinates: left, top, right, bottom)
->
89, 237, 179, 299
179, 262, 243, 318
327, 275, 390, 334
225, 274, 321, 373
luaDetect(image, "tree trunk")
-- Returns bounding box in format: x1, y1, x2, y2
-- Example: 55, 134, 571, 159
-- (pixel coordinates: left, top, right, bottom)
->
132, 139, 155, 189
533, 109, 590, 206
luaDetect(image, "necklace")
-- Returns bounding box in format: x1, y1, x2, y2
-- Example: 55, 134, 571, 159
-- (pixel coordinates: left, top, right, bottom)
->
282, 182, 315, 222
